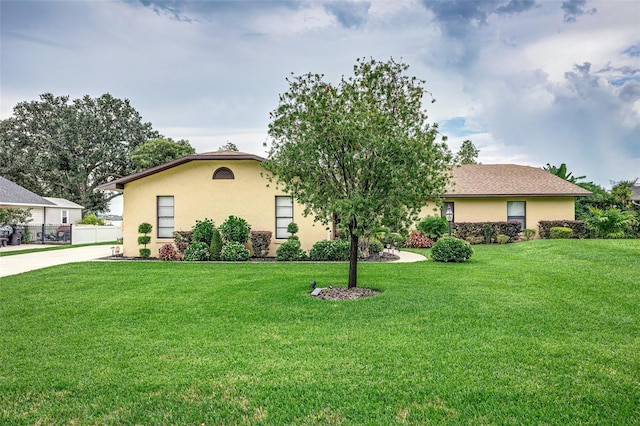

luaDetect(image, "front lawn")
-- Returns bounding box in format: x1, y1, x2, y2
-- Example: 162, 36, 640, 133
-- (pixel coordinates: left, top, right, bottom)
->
1, 240, 638, 424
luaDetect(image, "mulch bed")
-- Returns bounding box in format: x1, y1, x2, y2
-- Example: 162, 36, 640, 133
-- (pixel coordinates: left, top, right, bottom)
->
312, 286, 381, 300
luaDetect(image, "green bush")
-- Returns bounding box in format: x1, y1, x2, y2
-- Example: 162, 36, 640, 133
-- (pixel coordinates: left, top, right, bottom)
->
78, 214, 105, 226
173, 231, 193, 253
453, 222, 521, 243
276, 239, 307, 261
192, 218, 215, 245
183, 242, 211, 261
209, 227, 223, 260
430, 237, 474, 263
523, 228, 536, 241
380, 232, 405, 249
369, 239, 383, 255
309, 239, 351, 261
538, 220, 586, 239
287, 222, 299, 235
583, 207, 637, 239
550, 227, 573, 239
220, 215, 251, 244
496, 234, 510, 244
137, 222, 152, 258
220, 242, 250, 261
417, 215, 448, 240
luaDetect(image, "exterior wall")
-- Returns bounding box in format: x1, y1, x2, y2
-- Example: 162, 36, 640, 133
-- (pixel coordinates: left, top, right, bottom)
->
121, 159, 330, 257
43, 207, 82, 225
420, 197, 576, 237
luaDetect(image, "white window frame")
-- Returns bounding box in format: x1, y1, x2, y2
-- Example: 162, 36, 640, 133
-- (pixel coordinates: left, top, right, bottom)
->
157, 196, 174, 238
507, 201, 526, 230
61, 210, 68, 224
275, 196, 293, 239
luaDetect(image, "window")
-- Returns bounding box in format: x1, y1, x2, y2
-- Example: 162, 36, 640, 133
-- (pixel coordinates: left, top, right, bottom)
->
275, 196, 293, 239
441, 202, 455, 222
61, 210, 68, 224
507, 201, 526, 230
213, 167, 234, 179
157, 196, 174, 238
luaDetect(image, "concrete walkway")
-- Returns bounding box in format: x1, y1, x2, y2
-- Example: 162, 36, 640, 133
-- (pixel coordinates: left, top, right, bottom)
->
0, 245, 425, 278
0, 245, 115, 278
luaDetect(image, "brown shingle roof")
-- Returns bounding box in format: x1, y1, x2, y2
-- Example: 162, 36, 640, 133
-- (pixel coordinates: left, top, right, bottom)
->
97, 151, 266, 191
445, 164, 592, 197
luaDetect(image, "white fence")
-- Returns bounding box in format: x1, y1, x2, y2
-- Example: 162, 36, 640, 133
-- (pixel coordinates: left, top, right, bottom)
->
72, 225, 123, 245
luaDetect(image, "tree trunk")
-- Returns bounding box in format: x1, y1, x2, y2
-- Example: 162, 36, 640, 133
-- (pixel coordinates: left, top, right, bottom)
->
348, 233, 359, 288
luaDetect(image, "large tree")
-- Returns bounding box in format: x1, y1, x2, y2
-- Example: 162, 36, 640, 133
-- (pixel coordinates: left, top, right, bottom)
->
131, 138, 195, 172
0, 93, 160, 212
264, 58, 452, 288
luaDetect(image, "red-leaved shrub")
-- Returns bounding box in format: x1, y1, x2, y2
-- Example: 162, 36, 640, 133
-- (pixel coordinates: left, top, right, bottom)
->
404, 231, 434, 248
159, 243, 183, 261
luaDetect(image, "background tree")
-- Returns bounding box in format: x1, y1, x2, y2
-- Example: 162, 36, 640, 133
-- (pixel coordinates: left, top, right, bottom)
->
264, 58, 452, 288
218, 142, 239, 151
610, 179, 636, 209
456, 139, 479, 164
543, 163, 586, 184
0, 93, 160, 212
131, 138, 195, 172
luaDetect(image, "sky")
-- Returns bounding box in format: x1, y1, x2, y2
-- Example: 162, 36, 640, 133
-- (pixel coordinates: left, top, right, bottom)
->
1, 0, 639, 214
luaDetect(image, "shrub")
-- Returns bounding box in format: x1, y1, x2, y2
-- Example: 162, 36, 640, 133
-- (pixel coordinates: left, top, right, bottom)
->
183, 242, 210, 261
250, 231, 272, 258
453, 222, 521, 243
496, 234, 510, 244
538, 220, 586, 239
523, 228, 536, 241
220, 242, 250, 261
287, 222, 299, 235
137, 222, 152, 258
380, 232, 405, 249
583, 207, 637, 239
465, 236, 485, 245
417, 215, 448, 240
78, 214, 104, 226
173, 231, 193, 253
276, 239, 307, 261
430, 237, 474, 263
404, 231, 434, 248
209, 227, 223, 260
192, 218, 215, 245
550, 227, 573, 239
369, 239, 383, 255
309, 239, 351, 261
220, 215, 251, 243
159, 243, 182, 261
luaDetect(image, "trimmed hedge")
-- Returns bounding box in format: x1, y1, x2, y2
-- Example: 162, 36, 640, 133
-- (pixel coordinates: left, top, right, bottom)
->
539, 220, 586, 239
309, 239, 351, 261
453, 222, 521, 243
550, 227, 573, 239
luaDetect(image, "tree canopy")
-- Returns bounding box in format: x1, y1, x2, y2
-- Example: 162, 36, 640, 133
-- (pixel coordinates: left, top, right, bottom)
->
543, 163, 586, 184
0, 93, 160, 213
456, 140, 479, 164
131, 138, 195, 172
264, 58, 452, 288
218, 142, 239, 152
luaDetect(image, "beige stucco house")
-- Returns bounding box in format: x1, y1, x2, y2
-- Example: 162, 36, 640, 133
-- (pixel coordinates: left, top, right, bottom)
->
98, 151, 330, 257
428, 164, 592, 232
100, 154, 592, 257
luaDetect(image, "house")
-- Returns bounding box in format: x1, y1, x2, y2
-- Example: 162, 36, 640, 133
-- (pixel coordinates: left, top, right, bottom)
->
100, 153, 593, 257
0, 176, 86, 244
0, 176, 85, 225
429, 164, 592, 231
632, 184, 640, 208
98, 151, 330, 257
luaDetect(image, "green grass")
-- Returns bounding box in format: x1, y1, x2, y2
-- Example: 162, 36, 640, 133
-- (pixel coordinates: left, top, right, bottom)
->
1, 240, 638, 424
0, 241, 120, 257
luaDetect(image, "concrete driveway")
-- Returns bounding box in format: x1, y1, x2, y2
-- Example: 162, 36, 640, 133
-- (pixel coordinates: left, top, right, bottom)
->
0, 245, 114, 278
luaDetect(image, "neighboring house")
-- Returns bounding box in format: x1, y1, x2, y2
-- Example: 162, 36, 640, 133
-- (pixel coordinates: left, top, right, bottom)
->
98, 151, 330, 257
100, 153, 593, 257
0, 176, 85, 225
42, 197, 84, 225
428, 164, 592, 231
631, 185, 640, 208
